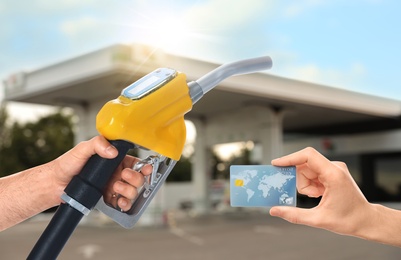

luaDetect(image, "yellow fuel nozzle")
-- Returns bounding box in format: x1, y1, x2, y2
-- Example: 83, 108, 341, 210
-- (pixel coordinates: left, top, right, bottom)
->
96, 57, 272, 161
96, 68, 191, 160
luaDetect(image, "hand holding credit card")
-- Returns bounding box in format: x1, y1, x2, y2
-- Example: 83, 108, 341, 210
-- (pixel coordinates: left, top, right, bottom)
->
230, 165, 296, 207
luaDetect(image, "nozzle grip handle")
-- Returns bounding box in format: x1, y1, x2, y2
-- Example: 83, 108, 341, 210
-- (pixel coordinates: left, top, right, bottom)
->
95, 158, 177, 228
64, 139, 135, 211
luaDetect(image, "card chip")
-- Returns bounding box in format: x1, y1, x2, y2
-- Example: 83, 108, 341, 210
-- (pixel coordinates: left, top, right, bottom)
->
235, 179, 244, 187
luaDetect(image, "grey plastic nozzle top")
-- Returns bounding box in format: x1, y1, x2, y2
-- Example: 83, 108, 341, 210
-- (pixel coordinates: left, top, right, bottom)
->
188, 56, 272, 104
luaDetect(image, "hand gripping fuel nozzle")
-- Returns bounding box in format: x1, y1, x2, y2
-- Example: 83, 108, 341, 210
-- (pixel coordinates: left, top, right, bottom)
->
27, 56, 272, 260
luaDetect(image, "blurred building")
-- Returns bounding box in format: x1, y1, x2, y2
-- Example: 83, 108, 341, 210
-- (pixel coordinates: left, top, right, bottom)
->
3, 44, 401, 215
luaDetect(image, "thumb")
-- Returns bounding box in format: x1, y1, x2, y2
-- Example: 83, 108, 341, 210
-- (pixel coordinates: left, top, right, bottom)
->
270, 206, 317, 227
73, 136, 118, 161
58, 136, 118, 174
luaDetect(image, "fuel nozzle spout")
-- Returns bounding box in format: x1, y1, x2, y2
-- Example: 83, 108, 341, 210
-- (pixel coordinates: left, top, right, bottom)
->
188, 56, 273, 104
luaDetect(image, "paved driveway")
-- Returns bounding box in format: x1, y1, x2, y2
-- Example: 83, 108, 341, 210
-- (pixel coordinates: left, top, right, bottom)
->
0, 211, 399, 259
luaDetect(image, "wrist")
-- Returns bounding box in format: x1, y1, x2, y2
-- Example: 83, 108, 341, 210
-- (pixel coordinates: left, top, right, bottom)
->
30, 161, 63, 209
352, 203, 379, 239
44, 160, 66, 206
354, 203, 401, 247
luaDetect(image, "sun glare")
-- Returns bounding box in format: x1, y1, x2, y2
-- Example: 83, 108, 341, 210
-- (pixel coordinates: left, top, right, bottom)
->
123, 10, 193, 54
149, 16, 190, 50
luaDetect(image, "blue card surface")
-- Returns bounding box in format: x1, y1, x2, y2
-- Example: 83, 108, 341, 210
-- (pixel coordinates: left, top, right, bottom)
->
230, 165, 296, 207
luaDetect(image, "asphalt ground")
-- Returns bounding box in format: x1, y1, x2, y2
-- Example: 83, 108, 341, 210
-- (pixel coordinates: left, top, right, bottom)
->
0, 211, 399, 260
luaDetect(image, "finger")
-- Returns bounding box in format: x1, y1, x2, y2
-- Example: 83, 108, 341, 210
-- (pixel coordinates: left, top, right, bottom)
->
296, 164, 325, 197
96, 137, 118, 158
270, 206, 318, 227
119, 155, 138, 169
120, 156, 153, 176
117, 197, 132, 212
107, 155, 138, 185
297, 181, 325, 197
113, 180, 138, 200
272, 147, 328, 167
272, 147, 334, 181
103, 156, 150, 206
121, 169, 145, 188
140, 164, 153, 176
66, 136, 118, 163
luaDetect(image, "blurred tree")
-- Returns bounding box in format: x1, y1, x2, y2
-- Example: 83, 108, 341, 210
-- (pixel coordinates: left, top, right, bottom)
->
0, 104, 12, 177
0, 106, 74, 177
166, 155, 192, 182
0, 104, 15, 177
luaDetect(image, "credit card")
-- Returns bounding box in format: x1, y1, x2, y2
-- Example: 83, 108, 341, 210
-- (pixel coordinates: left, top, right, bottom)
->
230, 165, 296, 207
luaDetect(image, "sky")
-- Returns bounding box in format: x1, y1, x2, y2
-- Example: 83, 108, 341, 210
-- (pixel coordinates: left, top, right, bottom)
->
1, 0, 401, 121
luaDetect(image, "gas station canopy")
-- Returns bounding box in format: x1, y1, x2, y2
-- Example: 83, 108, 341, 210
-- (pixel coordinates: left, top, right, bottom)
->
4, 43, 401, 136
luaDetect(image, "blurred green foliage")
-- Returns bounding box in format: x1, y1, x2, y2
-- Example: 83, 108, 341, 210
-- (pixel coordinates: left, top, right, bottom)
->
0, 104, 74, 177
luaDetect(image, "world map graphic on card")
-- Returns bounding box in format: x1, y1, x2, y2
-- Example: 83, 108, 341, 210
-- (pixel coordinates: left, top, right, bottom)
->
230, 165, 296, 207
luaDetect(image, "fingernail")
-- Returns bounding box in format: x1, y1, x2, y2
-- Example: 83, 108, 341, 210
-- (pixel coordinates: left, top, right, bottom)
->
119, 199, 127, 207
106, 145, 117, 157
269, 207, 281, 217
